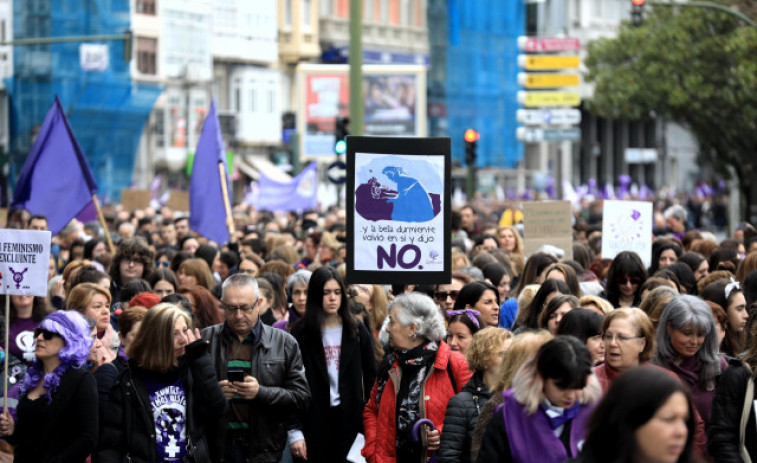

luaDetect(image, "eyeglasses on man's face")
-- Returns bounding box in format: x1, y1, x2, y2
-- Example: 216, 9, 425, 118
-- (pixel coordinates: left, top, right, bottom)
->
221, 299, 260, 313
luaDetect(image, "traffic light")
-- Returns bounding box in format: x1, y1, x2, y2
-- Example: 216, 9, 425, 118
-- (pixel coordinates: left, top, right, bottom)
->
464, 129, 479, 166
334, 116, 349, 155
631, 0, 645, 27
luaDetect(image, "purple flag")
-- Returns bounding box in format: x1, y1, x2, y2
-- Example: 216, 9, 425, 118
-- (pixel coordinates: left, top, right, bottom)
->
189, 98, 230, 244
256, 162, 318, 213
11, 96, 98, 235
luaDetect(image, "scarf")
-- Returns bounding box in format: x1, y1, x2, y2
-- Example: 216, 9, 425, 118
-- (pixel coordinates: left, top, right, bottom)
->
540, 401, 581, 430
394, 341, 438, 456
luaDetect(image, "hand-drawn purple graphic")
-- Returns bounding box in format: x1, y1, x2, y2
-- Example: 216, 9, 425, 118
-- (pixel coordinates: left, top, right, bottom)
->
355, 155, 442, 223
609, 209, 645, 240
8, 267, 28, 289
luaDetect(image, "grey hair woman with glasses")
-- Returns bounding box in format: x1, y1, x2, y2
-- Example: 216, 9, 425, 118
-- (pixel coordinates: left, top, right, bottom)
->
654, 294, 727, 431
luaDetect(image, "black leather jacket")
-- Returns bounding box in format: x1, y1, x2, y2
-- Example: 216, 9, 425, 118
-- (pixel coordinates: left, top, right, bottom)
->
438, 371, 492, 463
201, 322, 311, 463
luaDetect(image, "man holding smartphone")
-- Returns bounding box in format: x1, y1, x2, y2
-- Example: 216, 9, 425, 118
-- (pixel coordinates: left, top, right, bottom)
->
202, 274, 311, 463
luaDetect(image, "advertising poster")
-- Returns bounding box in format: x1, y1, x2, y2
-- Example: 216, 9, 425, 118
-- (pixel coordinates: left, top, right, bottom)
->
297, 64, 427, 159
0, 229, 52, 296
523, 201, 574, 259
346, 137, 450, 285
602, 200, 654, 268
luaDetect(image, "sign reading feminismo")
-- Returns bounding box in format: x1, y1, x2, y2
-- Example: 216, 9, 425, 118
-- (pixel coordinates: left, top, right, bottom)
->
0, 229, 51, 296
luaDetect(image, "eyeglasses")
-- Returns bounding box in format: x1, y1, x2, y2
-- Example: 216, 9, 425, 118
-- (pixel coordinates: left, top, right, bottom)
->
615, 276, 641, 286
34, 328, 59, 341
156, 261, 170, 268
602, 333, 643, 343
125, 256, 145, 266
434, 290, 460, 302
221, 299, 260, 313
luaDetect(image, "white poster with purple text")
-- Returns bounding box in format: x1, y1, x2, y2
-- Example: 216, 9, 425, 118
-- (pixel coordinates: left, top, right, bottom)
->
601, 200, 653, 268
0, 229, 52, 296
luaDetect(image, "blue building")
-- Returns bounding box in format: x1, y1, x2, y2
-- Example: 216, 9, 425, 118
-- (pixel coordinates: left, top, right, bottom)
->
8, 0, 161, 203
428, 0, 525, 169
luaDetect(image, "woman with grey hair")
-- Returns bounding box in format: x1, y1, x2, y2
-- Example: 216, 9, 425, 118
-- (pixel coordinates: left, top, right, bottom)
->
273, 269, 311, 332
363, 293, 471, 463
653, 294, 727, 431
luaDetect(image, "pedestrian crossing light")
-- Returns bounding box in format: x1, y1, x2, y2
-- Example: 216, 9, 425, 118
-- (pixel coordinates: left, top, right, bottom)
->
631, 0, 645, 27
464, 129, 479, 166
334, 116, 349, 155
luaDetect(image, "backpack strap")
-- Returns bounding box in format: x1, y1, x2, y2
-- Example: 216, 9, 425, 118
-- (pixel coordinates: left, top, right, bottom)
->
740, 366, 755, 463
446, 360, 458, 394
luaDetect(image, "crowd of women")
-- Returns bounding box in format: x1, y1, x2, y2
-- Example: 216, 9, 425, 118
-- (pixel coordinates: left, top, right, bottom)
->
3, 202, 757, 463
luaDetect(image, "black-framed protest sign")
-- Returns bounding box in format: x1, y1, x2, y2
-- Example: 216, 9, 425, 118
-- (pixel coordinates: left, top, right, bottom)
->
346, 136, 451, 285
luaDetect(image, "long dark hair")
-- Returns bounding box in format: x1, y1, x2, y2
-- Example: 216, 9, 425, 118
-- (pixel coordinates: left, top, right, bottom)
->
579, 366, 695, 463
510, 252, 558, 298
453, 280, 500, 311
649, 241, 683, 275
605, 251, 647, 308
701, 278, 746, 357
515, 279, 571, 330
292, 267, 356, 339
1, 295, 48, 323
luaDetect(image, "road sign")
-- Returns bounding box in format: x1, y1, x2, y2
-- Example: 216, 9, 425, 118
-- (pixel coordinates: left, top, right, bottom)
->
518, 37, 581, 53
517, 91, 581, 107
327, 160, 347, 185
516, 127, 582, 143
517, 73, 580, 89
518, 55, 580, 71
516, 108, 582, 126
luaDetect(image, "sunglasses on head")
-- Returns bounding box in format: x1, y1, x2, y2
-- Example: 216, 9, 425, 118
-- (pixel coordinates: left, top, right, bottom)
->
434, 290, 460, 302
34, 328, 59, 341
616, 276, 641, 285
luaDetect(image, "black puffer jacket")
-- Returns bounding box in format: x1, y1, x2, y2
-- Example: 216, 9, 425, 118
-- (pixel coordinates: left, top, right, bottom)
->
708, 362, 757, 462
96, 340, 228, 463
438, 371, 492, 463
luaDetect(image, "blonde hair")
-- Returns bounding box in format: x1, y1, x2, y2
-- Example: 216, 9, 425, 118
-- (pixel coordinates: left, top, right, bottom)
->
369, 284, 389, 331
602, 308, 656, 362
492, 330, 552, 393
579, 295, 614, 316
452, 249, 470, 270
466, 327, 513, 372
640, 286, 678, 327
127, 303, 192, 373
62, 259, 93, 295
67, 282, 112, 313
516, 284, 541, 319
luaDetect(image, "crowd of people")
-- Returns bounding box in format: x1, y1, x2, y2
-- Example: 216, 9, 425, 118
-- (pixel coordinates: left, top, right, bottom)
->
0, 196, 756, 463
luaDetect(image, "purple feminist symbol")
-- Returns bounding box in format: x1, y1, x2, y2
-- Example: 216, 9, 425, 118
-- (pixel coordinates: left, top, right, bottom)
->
631, 210, 641, 221
8, 267, 28, 289
429, 250, 439, 260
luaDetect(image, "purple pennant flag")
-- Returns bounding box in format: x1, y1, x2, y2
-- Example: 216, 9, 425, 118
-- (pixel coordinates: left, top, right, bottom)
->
11, 96, 98, 235
189, 98, 231, 244
256, 162, 318, 213
545, 175, 555, 199
76, 200, 98, 223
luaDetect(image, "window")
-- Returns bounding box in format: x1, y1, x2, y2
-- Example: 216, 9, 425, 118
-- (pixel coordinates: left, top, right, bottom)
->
268, 90, 275, 113
284, 0, 292, 28
250, 89, 257, 112
136, 37, 157, 75
0, 20, 5, 42
233, 80, 241, 112
302, 0, 311, 28
136, 0, 156, 15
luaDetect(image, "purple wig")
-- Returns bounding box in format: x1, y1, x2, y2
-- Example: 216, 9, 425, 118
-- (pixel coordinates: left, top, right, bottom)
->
20, 311, 93, 402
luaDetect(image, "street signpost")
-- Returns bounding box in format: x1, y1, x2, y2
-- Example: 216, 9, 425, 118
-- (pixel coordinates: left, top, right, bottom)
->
517, 91, 581, 107
516, 127, 582, 143
517, 37, 581, 53
517, 55, 580, 70
517, 72, 580, 89
516, 108, 582, 126
327, 160, 347, 184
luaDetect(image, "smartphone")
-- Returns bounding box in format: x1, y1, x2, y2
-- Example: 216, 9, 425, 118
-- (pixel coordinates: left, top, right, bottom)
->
227, 368, 246, 383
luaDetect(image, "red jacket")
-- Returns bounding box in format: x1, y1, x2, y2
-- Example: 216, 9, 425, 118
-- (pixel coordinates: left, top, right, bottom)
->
362, 341, 472, 463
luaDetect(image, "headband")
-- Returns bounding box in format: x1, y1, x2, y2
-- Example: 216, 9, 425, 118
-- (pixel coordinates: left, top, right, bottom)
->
446, 309, 481, 329
725, 278, 741, 300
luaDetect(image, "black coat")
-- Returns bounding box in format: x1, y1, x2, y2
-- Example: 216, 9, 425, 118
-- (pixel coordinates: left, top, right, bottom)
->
292, 321, 376, 462
438, 372, 492, 463
708, 362, 757, 462
9, 366, 98, 463
201, 322, 311, 463
96, 340, 228, 463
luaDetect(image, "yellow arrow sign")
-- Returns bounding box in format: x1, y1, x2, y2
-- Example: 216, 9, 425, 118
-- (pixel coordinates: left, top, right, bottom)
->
518, 55, 580, 70
518, 73, 580, 89
517, 91, 581, 107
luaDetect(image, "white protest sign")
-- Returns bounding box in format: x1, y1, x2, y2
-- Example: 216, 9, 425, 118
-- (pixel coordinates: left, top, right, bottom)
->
0, 229, 51, 296
601, 200, 653, 268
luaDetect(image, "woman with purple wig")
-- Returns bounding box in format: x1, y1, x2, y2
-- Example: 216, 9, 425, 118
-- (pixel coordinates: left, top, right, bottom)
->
0, 310, 97, 462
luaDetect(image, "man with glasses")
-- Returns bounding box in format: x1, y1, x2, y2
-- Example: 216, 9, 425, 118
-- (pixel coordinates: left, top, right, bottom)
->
201, 274, 310, 463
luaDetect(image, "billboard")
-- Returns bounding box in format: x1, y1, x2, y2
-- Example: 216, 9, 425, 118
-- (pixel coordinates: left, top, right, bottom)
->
296, 64, 427, 160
